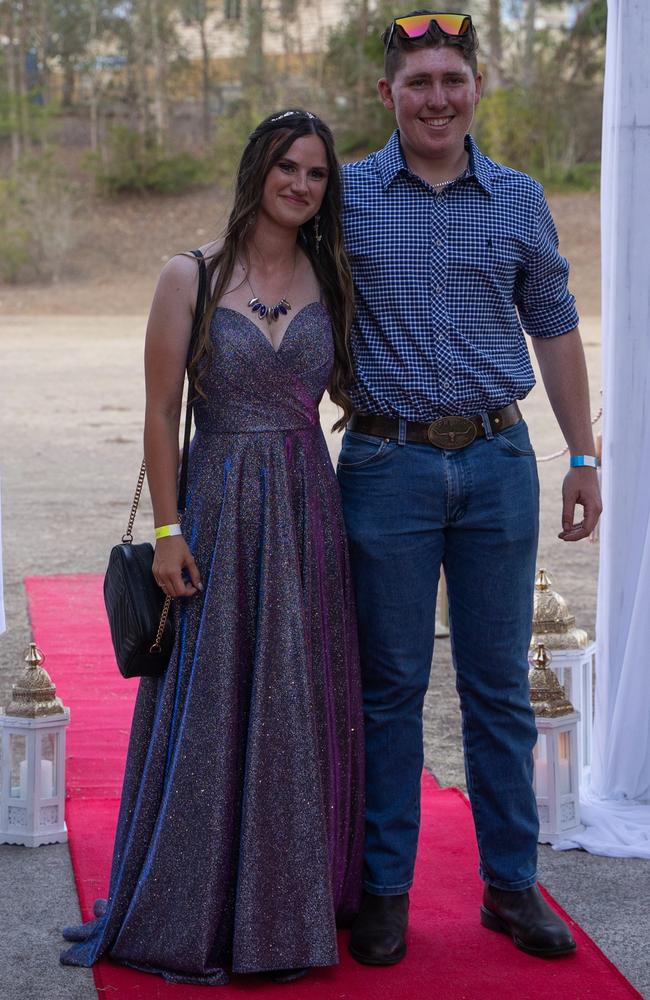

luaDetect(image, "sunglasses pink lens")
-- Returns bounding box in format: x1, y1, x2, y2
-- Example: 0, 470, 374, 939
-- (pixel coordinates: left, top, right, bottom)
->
395, 13, 470, 38
395, 14, 434, 37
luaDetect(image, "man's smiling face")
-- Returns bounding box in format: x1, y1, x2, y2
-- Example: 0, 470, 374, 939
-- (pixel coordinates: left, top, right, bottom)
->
378, 45, 482, 168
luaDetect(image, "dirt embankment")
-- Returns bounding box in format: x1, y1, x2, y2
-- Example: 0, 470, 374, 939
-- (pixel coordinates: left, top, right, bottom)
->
0, 189, 601, 319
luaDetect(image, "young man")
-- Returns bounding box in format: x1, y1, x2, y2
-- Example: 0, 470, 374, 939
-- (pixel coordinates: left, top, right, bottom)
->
338, 11, 602, 965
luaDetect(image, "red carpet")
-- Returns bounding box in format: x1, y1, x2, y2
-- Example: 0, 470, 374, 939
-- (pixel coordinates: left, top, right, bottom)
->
26, 574, 641, 1000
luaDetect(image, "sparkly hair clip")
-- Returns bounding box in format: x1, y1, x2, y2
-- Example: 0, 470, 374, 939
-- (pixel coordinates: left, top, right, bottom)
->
269, 110, 317, 122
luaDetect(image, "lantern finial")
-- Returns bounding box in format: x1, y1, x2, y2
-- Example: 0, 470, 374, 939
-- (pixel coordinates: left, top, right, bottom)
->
528, 643, 576, 718
4, 644, 66, 718
530, 568, 589, 650
25, 643, 45, 669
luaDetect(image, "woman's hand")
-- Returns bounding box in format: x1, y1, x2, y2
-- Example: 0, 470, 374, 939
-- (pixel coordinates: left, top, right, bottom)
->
152, 536, 203, 598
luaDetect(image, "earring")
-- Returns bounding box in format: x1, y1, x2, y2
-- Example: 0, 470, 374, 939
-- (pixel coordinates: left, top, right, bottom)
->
313, 214, 322, 255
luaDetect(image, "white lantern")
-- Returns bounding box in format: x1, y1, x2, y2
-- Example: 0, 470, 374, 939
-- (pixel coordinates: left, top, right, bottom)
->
0, 644, 70, 847
529, 643, 584, 845
530, 569, 595, 777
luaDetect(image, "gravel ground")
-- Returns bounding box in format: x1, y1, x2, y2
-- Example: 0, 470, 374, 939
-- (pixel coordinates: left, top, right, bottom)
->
0, 186, 647, 999
0, 313, 648, 999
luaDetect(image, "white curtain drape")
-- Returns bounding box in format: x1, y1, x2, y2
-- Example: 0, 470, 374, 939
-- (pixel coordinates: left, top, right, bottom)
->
556, 0, 650, 857
0, 483, 4, 635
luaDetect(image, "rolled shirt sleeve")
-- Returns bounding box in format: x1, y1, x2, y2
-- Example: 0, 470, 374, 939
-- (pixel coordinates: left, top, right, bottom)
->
516, 188, 580, 338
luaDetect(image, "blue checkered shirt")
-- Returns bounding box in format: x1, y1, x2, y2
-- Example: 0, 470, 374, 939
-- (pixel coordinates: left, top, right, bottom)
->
341, 131, 579, 421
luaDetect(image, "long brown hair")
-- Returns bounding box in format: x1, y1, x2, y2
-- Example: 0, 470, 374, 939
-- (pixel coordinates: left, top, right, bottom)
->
191, 109, 355, 431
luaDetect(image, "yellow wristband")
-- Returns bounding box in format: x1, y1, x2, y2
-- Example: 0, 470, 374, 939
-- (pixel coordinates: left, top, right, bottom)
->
155, 523, 182, 539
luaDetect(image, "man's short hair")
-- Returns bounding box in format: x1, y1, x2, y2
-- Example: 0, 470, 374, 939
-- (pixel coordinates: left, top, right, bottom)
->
382, 9, 480, 80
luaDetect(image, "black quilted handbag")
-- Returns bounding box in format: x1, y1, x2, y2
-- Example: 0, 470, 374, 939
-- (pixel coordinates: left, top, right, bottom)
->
103, 250, 207, 678
104, 532, 173, 678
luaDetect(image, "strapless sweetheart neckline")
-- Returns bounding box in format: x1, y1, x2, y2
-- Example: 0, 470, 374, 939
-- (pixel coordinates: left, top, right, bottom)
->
215, 301, 327, 355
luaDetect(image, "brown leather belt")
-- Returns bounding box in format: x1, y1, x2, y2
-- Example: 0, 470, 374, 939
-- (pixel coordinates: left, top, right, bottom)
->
348, 402, 522, 451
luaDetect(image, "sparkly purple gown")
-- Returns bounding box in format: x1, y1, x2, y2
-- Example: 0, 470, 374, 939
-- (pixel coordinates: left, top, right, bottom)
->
61, 303, 364, 984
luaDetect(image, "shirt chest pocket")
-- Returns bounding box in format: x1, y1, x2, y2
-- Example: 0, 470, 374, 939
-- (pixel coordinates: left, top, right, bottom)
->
449, 234, 524, 297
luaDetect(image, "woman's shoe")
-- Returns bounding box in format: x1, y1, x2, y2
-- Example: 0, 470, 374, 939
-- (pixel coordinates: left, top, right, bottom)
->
269, 967, 309, 983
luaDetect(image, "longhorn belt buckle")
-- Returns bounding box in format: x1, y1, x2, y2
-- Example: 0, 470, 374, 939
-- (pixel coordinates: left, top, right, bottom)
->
426, 415, 477, 450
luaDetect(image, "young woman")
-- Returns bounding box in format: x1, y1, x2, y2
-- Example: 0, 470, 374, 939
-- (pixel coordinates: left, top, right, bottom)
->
61, 110, 364, 985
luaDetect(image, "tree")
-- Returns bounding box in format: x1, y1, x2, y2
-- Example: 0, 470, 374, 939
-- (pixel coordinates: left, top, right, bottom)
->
47, 0, 95, 107
147, 0, 173, 148
181, 0, 216, 146
1, 0, 54, 165
487, 0, 504, 90
245, 0, 264, 91
1, 0, 23, 165
522, 0, 537, 89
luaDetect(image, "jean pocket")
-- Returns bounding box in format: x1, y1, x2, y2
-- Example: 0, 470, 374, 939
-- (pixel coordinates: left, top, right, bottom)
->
493, 420, 536, 457
337, 431, 396, 470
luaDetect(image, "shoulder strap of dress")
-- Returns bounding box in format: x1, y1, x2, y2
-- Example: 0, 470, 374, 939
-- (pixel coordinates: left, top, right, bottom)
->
177, 249, 207, 514
188, 248, 207, 355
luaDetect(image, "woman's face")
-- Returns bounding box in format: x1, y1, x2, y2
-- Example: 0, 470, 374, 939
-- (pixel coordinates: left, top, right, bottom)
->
259, 134, 329, 231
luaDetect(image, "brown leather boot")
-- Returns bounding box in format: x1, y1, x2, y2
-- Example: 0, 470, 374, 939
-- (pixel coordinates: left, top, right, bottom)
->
481, 883, 577, 957
348, 891, 409, 965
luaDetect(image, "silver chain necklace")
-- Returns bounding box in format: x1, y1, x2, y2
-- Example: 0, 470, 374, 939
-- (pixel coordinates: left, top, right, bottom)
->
430, 167, 469, 189
241, 254, 296, 325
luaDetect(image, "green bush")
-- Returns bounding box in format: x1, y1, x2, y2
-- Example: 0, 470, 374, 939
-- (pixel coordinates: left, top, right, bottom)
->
209, 100, 265, 185
0, 236, 31, 282
92, 125, 215, 195
475, 87, 600, 191
0, 180, 30, 281
536, 162, 600, 193
0, 155, 76, 283
475, 89, 541, 172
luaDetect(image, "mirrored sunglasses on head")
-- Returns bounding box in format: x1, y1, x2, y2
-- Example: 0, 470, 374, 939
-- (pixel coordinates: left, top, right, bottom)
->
385, 12, 473, 50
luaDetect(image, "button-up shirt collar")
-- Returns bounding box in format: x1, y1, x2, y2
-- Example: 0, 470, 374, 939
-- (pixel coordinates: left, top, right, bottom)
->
375, 130, 494, 196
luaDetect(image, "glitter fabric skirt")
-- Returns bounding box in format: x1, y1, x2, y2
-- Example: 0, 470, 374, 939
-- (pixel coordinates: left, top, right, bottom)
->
61, 304, 364, 984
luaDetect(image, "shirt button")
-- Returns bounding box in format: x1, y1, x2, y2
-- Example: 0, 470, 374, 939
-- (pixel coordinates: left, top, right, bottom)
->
435, 239, 443, 247
442, 380, 452, 389
435, 285, 443, 294
437, 334, 444, 341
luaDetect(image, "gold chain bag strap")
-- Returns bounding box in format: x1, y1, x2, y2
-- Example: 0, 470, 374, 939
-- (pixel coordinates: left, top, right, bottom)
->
122, 458, 173, 653
103, 250, 207, 678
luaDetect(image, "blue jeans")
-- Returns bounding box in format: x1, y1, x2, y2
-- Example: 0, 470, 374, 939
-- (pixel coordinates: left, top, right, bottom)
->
337, 416, 540, 893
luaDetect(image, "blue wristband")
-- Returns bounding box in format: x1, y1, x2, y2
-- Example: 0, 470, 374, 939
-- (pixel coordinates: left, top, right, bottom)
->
570, 455, 598, 469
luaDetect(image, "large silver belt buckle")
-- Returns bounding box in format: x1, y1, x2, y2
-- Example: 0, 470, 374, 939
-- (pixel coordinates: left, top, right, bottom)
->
426, 415, 477, 450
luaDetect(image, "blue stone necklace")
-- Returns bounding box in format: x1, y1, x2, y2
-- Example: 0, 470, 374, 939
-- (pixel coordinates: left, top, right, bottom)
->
243, 254, 296, 325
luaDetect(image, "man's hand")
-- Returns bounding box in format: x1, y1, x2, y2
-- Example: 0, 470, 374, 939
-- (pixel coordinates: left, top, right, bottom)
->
558, 467, 602, 542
